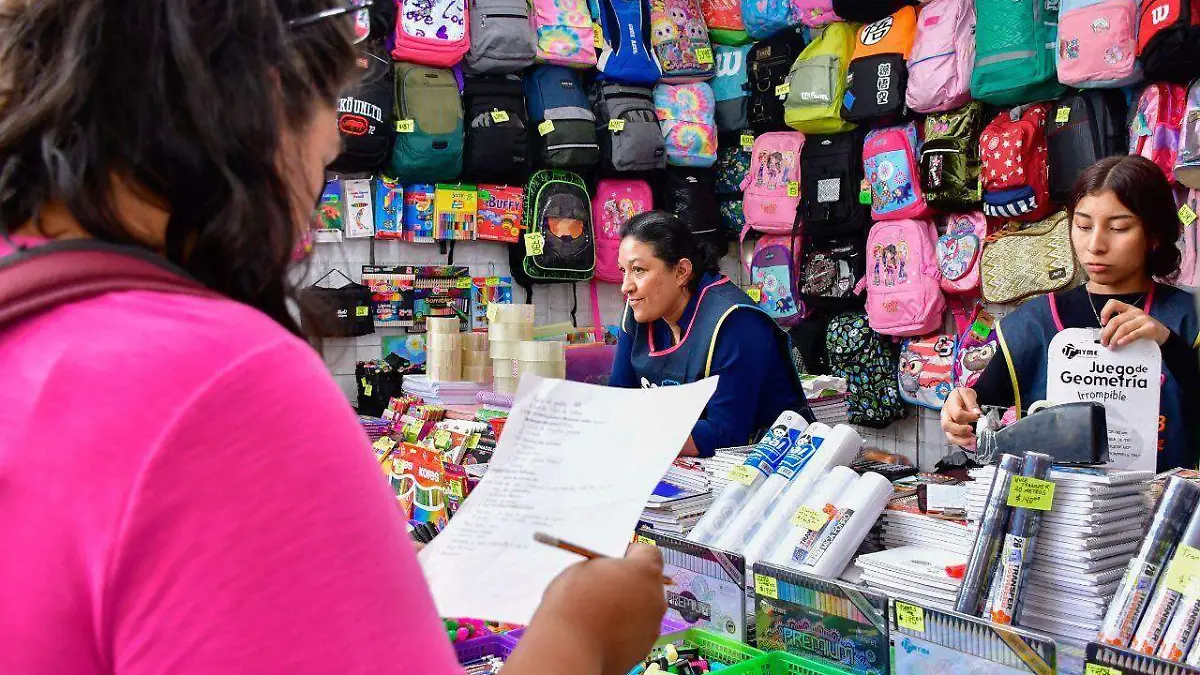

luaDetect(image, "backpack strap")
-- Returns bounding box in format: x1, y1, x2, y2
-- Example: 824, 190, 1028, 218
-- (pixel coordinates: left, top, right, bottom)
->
0, 239, 216, 329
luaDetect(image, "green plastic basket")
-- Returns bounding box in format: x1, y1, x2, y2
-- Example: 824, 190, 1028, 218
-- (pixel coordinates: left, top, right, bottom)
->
635, 629, 764, 672
719, 651, 857, 675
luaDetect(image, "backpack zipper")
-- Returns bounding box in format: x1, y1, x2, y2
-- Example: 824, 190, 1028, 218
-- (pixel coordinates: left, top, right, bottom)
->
480, 12, 526, 26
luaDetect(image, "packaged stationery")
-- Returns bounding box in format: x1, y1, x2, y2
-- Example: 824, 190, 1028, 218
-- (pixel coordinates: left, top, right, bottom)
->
476, 184, 525, 243
433, 184, 478, 241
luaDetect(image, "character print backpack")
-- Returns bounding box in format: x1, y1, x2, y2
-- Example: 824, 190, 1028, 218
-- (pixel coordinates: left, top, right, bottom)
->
596, 0, 662, 85
855, 218, 946, 336
743, 0, 796, 38
1130, 82, 1188, 183
713, 44, 752, 132
920, 102, 983, 212
906, 0, 976, 114
826, 311, 907, 428
463, 0, 537, 74
742, 132, 806, 234
462, 74, 533, 184
593, 83, 667, 172
532, 0, 599, 68
330, 52, 395, 173
952, 305, 999, 389
1056, 0, 1141, 88
800, 130, 869, 238
393, 0, 472, 68
526, 66, 601, 168
936, 211, 987, 295
898, 333, 956, 409
979, 103, 1053, 223
516, 169, 596, 283
747, 29, 808, 135
863, 123, 932, 221
702, 0, 751, 44
970, 0, 1065, 105
716, 134, 753, 235
841, 7, 918, 126
1047, 90, 1129, 203
750, 235, 806, 326
592, 179, 653, 283
801, 235, 867, 309
1137, 0, 1200, 83
661, 167, 720, 235
794, 0, 843, 27
649, 0, 716, 82
1177, 81, 1200, 189
389, 63, 464, 182
782, 21, 858, 135
654, 83, 719, 168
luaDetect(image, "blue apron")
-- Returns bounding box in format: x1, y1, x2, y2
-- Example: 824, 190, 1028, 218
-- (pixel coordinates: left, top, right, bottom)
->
996, 283, 1200, 470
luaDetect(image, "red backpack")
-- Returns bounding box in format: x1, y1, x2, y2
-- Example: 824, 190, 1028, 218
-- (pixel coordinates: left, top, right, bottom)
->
979, 104, 1053, 225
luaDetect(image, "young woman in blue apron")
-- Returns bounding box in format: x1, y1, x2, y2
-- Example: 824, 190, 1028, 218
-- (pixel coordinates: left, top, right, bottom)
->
609, 211, 814, 457
942, 156, 1200, 470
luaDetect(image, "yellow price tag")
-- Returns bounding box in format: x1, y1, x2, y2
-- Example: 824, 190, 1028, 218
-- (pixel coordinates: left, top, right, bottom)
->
895, 602, 925, 632
363, 383, 373, 397
754, 573, 779, 600
456, 277, 472, 289
636, 535, 656, 546
1055, 106, 1072, 123
695, 47, 714, 64
1164, 545, 1200, 595
490, 110, 510, 123
525, 232, 545, 256
485, 276, 500, 287
787, 181, 800, 198
775, 83, 791, 98
538, 120, 555, 136
372, 437, 396, 452
593, 22, 604, 48
1180, 204, 1198, 227
608, 118, 627, 133
728, 464, 757, 486
740, 133, 755, 149
396, 119, 415, 133
791, 506, 830, 531
448, 481, 464, 499
1084, 665, 1123, 675
1007, 476, 1056, 511
746, 287, 763, 303
355, 305, 370, 317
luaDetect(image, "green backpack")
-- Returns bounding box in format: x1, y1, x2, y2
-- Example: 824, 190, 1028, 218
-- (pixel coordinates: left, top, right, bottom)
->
783, 22, 858, 136
920, 102, 984, 211
825, 311, 906, 428
969, 0, 1065, 106
514, 170, 595, 283
388, 63, 464, 182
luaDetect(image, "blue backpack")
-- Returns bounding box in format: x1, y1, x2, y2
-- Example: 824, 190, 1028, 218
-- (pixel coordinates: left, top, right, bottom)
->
525, 66, 601, 168
711, 44, 750, 132
597, 0, 661, 85
742, 0, 796, 39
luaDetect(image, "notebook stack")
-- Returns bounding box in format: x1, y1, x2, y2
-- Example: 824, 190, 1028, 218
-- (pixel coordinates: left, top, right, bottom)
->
877, 494, 975, 557
639, 482, 714, 536
662, 458, 712, 493
855, 545, 966, 610
802, 375, 850, 426
965, 465, 1153, 642
402, 375, 490, 406
697, 447, 752, 495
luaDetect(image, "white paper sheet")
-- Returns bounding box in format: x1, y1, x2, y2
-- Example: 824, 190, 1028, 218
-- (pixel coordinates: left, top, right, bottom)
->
418, 374, 719, 623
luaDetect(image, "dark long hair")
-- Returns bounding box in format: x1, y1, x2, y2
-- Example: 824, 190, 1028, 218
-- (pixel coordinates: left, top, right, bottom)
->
0, 1, 357, 336
619, 211, 724, 292
1067, 155, 1183, 280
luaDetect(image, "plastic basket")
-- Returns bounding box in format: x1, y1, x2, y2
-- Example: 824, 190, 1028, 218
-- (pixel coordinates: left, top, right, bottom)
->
634, 629, 765, 673
454, 634, 517, 664
719, 651, 856, 675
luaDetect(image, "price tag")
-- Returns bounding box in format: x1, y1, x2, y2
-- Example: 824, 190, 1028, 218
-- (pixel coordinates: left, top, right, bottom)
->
456, 277, 472, 289
746, 287, 763, 303
1164, 545, 1200, 595
859, 179, 873, 204
636, 535, 657, 546
593, 22, 604, 48
525, 232, 545, 256
363, 383, 373, 397
448, 481, 464, 499
754, 574, 779, 600
740, 133, 755, 149
1084, 665, 1123, 675
1007, 476, 1056, 510
485, 276, 500, 287
728, 464, 757, 486
396, 119, 415, 133
775, 82, 791, 99
787, 181, 800, 198
608, 118, 626, 133
361, 377, 368, 389
895, 602, 925, 632
790, 506, 830, 531
355, 305, 370, 317
695, 47, 714, 64
372, 437, 397, 452
1055, 106, 1072, 123
490, 110, 510, 124
1180, 204, 1198, 227
538, 120, 555, 136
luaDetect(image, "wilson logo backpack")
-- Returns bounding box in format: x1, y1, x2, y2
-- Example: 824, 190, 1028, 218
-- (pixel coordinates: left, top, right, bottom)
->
741, 132, 806, 234
712, 44, 751, 132
1056, 0, 1141, 88
702, 0, 750, 45
654, 82, 719, 167
526, 66, 601, 168
800, 130, 869, 237
1137, 0, 1200, 83
920, 101, 983, 211
593, 83, 667, 172
649, 0, 716, 82
532, 0, 599, 68
826, 311, 906, 428
462, 74, 532, 184
750, 235, 806, 325
801, 235, 867, 309
743, 0, 796, 38
1130, 82, 1188, 184
330, 53, 395, 174
979, 103, 1053, 223
855, 218, 946, 336
464, 0, 537, 74
393, 0, 471, 68
899, 334, 956, 410
390, 63, 464, 182
592, 179, 653, 283
906, 0, 975, 114
596, 0, 662, 85
1047, 90, 1129, 203
518, 170, 596, 282
936, 211, 987, 295
970, 0, 1065, 105
842, 7, 917, 126
863, 122, 932, 221
747, 29, 808, 135
1176, 80, 1200, 190
782, 21, 858, 135
794, 0, 844, 27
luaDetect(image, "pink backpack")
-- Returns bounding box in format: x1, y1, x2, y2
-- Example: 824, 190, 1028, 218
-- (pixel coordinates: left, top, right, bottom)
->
1130, 82, 1188, 183
741, 132, 805, 235
855, 218, 945, 336
749, 235, 805, 326
1055, 0, 1141, 88
533, 0, 599, 68
906, 0, 976, 113
1173, 187, 1199, 288
392, 0, 472, 67
792, 0, 843, 27
863, 123, 933, 221
592, 179, 653, 283
936, 211, 986, 295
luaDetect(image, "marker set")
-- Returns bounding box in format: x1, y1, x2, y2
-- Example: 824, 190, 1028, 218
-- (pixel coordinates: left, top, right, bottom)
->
890, 600, 1057, 675
636, 528, 749, 642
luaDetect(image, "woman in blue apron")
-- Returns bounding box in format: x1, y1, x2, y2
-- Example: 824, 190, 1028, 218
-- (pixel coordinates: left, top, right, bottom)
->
942, 156, 1200, 470
609, 211, 814, 457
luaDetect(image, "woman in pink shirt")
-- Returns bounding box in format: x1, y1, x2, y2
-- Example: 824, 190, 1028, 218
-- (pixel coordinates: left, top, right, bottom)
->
0, 2, 666, 674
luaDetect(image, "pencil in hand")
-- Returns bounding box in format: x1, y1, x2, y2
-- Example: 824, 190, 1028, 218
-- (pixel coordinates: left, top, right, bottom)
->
533, 532, 675, 586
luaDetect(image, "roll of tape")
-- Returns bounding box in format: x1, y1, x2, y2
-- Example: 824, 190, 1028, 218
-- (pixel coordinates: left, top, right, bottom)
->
463, 349, 492, 367
489, 304, 536, 325
489, 340, 522, 360
425, 317, 460, 334
488, 322, 534, 342
493, 358, 519, 378
427, 360, 462, 382
461, 332, 489, 351
518, 340, 565, 362
464, 365, 493, 383
493, 376, 520, 395
518, 359, 567, 379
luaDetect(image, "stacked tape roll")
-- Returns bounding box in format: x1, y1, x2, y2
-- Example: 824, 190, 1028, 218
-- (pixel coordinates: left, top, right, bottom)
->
426, 317, 460, 334
488, 322, 535, 343
489, 304, 536, 325
518, 340, 565, 380
461, 331, 491, 383
488, 304, 535, 395
426, 332, 463, 382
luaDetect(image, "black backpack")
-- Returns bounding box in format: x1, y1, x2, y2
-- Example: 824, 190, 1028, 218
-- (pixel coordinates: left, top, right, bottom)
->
660, 167, 720, 236
591, 82, 667, 173
1047, 90, 1129, 204
462, 74, 533, 183
801, 235, 867, 311
800, 131, 869, 239
831, 0, 912, 24
747, 29, 807, 135
1138, 0, 1200, 83
328, 52, 395, 173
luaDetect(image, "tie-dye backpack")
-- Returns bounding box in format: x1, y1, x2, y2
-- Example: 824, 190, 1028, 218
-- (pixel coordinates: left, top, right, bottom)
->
650, 0, 717, 82
532, 0, 600, 68
653, 82, 719, 167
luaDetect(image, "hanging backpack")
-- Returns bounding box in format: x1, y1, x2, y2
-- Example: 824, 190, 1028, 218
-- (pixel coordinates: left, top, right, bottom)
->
750, 235, 806, 326
855, 218, 946, 336
389, 63, 464, 183
952, 305, 999, 389
742, 131, 806, 234
597, 0, 662, 85
649, 0, 717, 82
654, 82, 719, 167
936, 211, 987, 295
392, 0, 471, 68
593, 179, 654, 283
898, 334, 955, 409
863, 122, 932, 221
1177, 80, 1200, 189
747, 29, 809, 135
743, 0, 796, 39
826, 311, 906, 428
462, 74, 533, 184
703, 0, 751, 44
801, 235, 867, 309
906, 0, 975, 114
526, 66, 601, 168
830, 0, 910, 24
532, 0, 599, 68
782, 21, 858, 135
1130, 82, 1188, 183
980, 211, 1081, 304
800, 130, 869, 238
463, 0, 537, 74
1056, 0, 1141, 88
592, 83, 667, 172
716, 134, 753, 235
517, 170, 596, 282
661, 167, 721, 235
920, 101, 983, 212
979, 103, 1053, 223
330, 52, 395, 174
794, 0, 844, 27
841, 7, 918, 126
713, 44, 752, 132
1138, 0, 1200, 83
970, 0, 1065, 105
1047, 90, 1130, 203
1174, 188, 1200, 286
